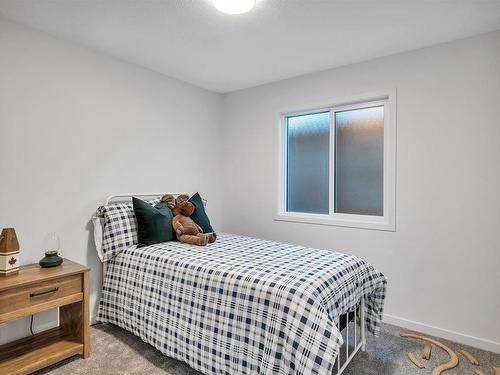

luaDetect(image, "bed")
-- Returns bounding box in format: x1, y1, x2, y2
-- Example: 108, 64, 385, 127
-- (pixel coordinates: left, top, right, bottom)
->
93, 194, 387, 375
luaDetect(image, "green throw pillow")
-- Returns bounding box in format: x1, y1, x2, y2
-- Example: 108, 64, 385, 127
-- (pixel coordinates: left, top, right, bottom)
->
133, 197, 173, 247
189, 192, 214, 233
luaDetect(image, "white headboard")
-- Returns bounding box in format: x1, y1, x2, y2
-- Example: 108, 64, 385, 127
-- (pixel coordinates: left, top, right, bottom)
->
106, 193, 171, 205
105, 193, 207, 206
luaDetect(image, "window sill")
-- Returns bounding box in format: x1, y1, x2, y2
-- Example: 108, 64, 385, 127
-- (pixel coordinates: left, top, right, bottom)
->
274, 213, 395, 232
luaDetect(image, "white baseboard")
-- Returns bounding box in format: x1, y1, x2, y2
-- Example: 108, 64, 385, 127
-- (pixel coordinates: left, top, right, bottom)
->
384, 314, 500, 354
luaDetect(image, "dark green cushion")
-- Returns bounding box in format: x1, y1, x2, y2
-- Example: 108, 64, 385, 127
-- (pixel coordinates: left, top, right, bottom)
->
189, 192, 214, 233
133, 197, 173, 247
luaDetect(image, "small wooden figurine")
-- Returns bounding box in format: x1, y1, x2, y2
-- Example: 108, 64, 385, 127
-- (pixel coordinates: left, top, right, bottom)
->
0, 228, 20, 277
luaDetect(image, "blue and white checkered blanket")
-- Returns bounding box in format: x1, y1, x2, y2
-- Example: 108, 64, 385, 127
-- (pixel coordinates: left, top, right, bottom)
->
98, 233, 386, 375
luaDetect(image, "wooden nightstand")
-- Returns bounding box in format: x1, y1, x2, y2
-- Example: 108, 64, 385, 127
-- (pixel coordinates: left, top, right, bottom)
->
0, 259, 90, 375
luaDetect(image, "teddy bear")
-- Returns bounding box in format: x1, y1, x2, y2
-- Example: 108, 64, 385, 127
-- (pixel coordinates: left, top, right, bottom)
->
161, 194, 216, 246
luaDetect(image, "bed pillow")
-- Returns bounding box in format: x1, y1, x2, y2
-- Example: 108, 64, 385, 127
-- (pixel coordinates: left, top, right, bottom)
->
189, 192, 214, 233
133, 197, 174, 247
96, 198, 160, 261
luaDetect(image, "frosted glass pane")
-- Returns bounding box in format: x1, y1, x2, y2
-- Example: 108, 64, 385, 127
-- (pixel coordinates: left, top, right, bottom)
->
286, 112, 330, 214
335, 106, 384, 216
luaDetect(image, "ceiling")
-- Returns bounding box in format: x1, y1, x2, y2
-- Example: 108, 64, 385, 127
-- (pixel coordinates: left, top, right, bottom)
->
1, 0, 500, 93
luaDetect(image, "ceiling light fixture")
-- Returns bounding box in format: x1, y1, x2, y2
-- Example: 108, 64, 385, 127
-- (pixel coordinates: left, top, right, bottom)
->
213, 0, 256, 15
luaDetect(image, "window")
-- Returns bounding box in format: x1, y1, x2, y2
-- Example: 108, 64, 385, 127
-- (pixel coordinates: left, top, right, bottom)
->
277, 91, 396, 231
286, 111, 330, 214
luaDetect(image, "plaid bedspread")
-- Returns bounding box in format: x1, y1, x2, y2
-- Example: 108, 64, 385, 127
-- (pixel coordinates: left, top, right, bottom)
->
98, 233, 386, 375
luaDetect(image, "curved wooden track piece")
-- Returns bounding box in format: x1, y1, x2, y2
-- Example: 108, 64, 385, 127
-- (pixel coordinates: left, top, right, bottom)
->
400, 333, 459, 375
407, 352, 425, 369
460, 349, 479, 365
473, 369, 485, 375
493, 367, 500, 375
422, 342, 432, 360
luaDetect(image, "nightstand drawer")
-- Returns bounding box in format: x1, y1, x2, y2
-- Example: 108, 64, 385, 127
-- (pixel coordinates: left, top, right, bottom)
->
0, 274, 82, 317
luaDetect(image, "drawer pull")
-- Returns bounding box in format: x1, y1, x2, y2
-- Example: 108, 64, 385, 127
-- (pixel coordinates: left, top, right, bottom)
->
30, 288, 59, 298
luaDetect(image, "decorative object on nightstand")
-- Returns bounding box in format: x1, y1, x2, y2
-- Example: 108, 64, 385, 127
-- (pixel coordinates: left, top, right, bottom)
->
39, 232, 63, 268
0, 228, 20, 277
0, 259, 90, 374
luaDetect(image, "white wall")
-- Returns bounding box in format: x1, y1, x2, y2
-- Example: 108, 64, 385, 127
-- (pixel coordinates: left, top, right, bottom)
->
221, 31, 500, 351
0, 17, 223, 343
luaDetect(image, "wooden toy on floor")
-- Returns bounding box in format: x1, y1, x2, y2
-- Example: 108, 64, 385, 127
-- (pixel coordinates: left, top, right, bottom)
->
400, 333, 459, 375
407, 352, 425, 369
422, 342, 432, 360
460, 349, 479, 365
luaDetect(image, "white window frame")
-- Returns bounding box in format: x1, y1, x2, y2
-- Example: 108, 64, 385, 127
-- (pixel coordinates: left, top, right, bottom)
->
276, 89, 397, 231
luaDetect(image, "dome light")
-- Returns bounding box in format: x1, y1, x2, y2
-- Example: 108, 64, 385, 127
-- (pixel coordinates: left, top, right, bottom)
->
214, 0, 256, 15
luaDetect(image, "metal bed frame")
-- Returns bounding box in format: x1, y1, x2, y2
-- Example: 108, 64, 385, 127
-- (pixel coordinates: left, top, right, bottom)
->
99, 193, 367, 375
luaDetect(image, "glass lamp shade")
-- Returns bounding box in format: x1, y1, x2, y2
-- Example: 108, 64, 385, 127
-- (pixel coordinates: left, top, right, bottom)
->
43, 232, 60, 253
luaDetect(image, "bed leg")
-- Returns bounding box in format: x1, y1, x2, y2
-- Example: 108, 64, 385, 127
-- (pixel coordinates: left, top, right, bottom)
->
360, 298, 367, 351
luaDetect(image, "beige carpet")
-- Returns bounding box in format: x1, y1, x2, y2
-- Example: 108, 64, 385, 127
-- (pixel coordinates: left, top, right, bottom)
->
35, 323, 499, 375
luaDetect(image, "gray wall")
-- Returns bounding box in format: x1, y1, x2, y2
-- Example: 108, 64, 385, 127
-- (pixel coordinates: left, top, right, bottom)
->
0, 17, 223, 343
221, 31, 500, 351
